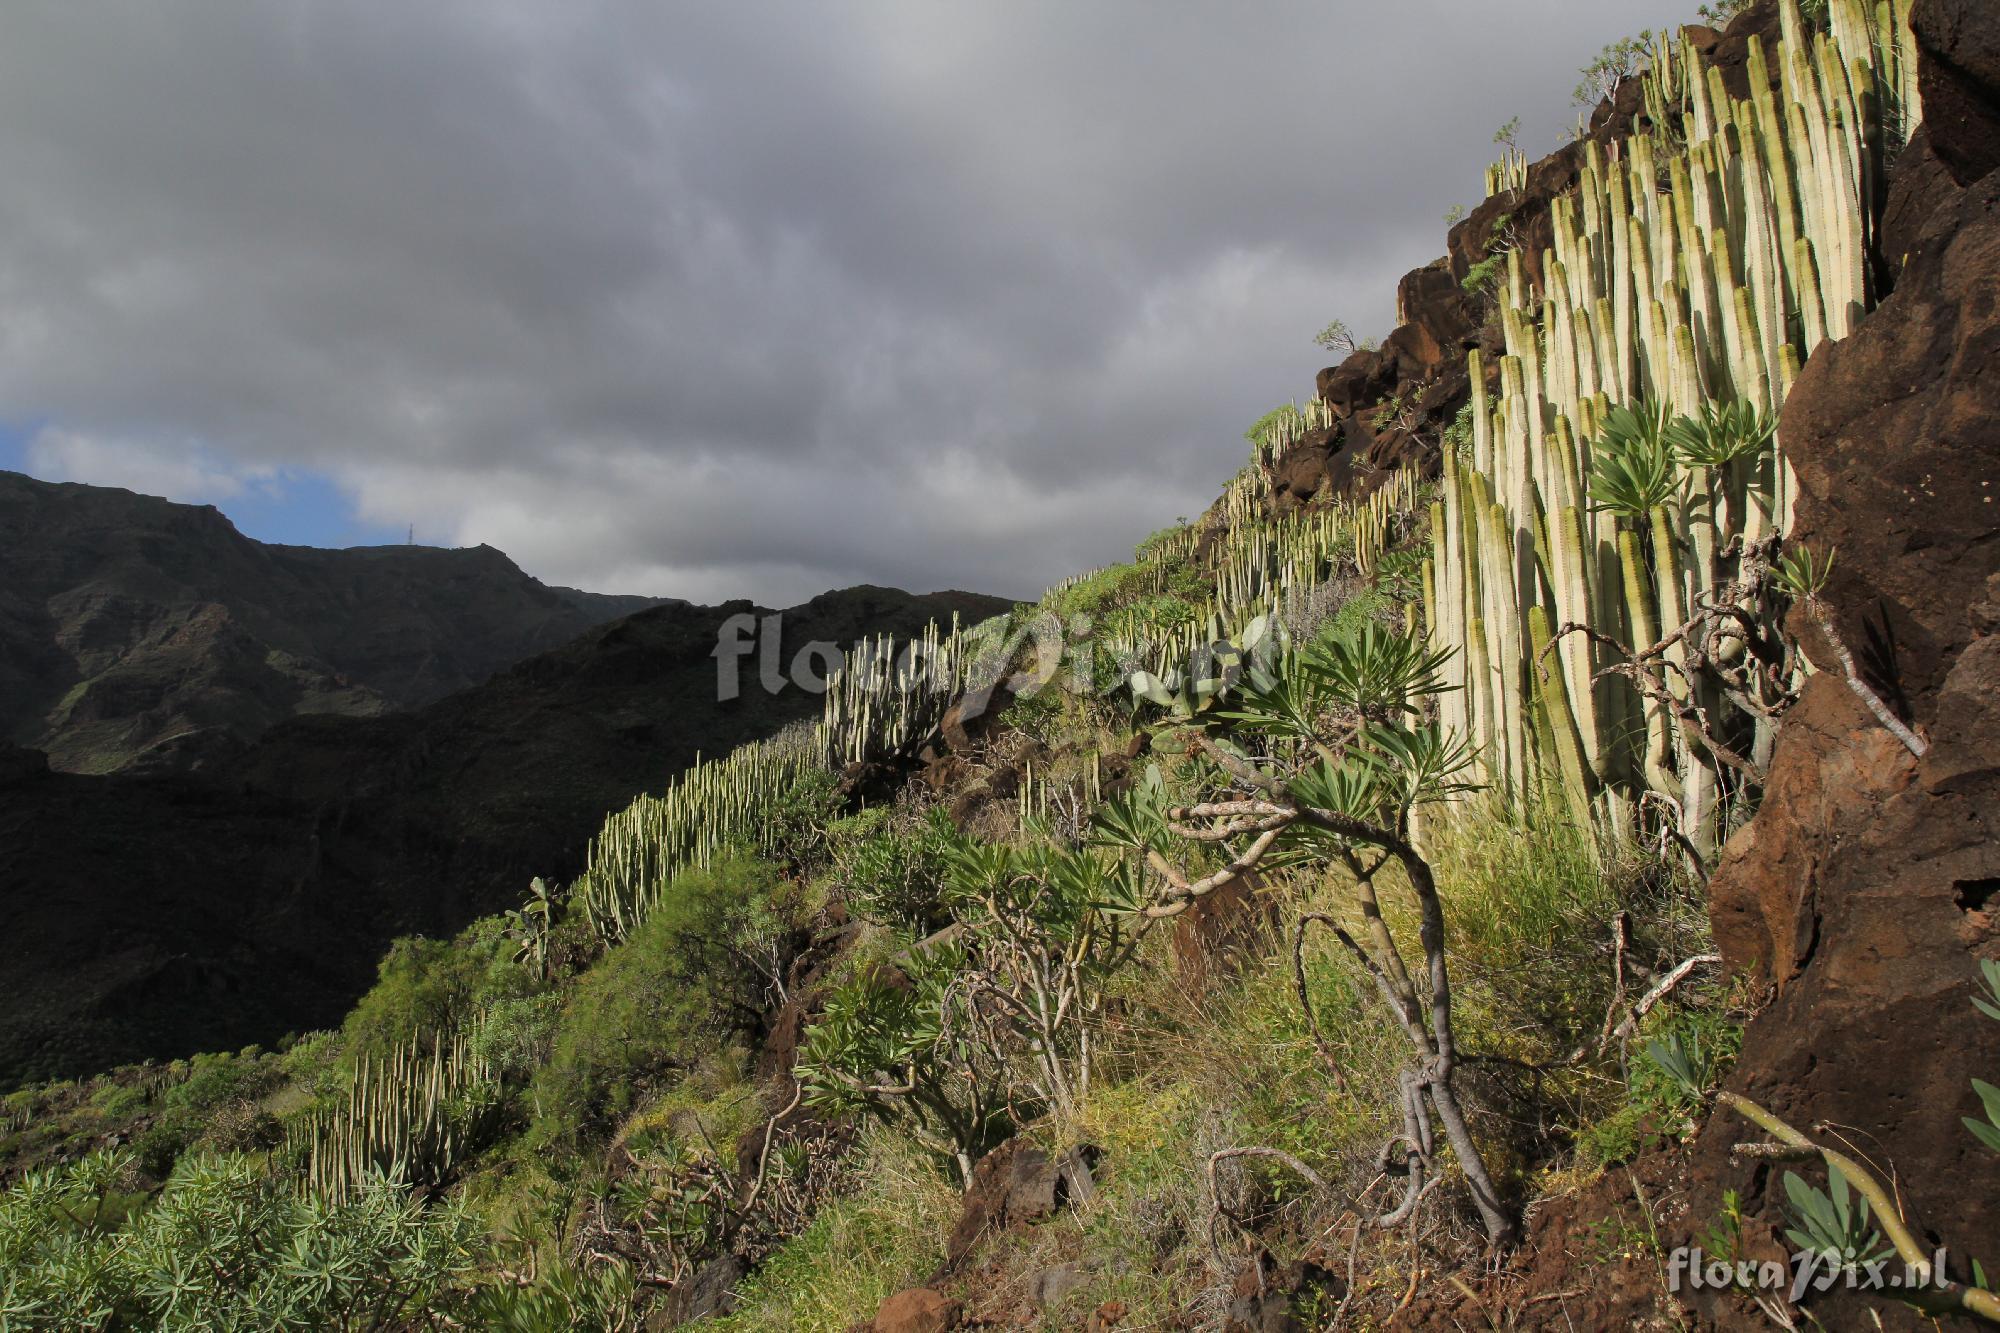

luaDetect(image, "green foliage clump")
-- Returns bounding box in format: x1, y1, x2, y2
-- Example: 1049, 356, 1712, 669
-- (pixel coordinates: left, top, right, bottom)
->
797, 943, 1010, 1184
469, 992, 565, 1081
1048, 563, 1150, 622
1782, 1167, 1891, 1273
712, 1128, 959, 1332
1578, 1011, 1741, 1168
756, 766, 845, 879
1133, 521, 1193, 564
527, 856, 797, 1149
1462, 252, 1507, 302
1441, 401, 1477, 461
1244, 403, 1307, 452
1460, 212, 1515, 307
1586, 399, 1684, 520
0, 1150, 485, 1329
130, 1049, 285, 1178
1312, 321, 1377, 358
1574, 31, 1654, 111
339, 916, 535, 1065
87, 1081, 147, 1122
835, 808, 960, 937
997, 684, 1065, 746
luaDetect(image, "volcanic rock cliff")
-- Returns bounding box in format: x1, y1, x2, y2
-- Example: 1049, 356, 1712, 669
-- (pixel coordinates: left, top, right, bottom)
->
1683, 3, 2000, 1321
1160, 5, 2000, 1327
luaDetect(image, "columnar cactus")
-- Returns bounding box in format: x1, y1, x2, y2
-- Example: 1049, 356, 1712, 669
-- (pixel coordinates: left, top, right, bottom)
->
1435, 1, 1915, 840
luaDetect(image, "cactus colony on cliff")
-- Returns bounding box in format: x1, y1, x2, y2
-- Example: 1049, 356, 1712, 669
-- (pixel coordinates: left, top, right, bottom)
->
290, 0, 1932, 1201
1426, 0, 1918, 844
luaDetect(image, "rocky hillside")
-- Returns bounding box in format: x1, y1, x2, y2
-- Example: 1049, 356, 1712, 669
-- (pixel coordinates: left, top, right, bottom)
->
0, 584, 1010, 1087
0, 469, 675, 774
3, 2, 1996, 1330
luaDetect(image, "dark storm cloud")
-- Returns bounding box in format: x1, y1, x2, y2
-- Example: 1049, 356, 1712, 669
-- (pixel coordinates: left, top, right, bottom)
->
0, 0, 1673, 605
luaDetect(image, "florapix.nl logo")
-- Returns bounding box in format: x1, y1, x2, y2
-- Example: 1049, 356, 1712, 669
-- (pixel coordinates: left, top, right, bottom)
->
1667, 1243, 1955, 1305
707, 608, 1286, 707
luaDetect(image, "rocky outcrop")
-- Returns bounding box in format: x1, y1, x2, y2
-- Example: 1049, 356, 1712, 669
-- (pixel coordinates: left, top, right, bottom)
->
941, 1139, 1097, 1272
1777, 172, 2000, 715
1916, 0, 2000, 186
1694, 21, 2000, 1322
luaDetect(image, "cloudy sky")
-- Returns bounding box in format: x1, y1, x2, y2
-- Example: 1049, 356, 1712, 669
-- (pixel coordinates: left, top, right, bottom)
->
0, 1, 1671, 606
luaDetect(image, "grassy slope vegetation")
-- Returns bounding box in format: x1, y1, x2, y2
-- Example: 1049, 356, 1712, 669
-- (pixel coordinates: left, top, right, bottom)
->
0, 502, 1747, 1329
8, 0, 1974, 1327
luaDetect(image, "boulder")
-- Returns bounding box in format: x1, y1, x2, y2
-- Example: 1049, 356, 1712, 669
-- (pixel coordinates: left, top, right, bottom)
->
869, 1288, 961, 1333
943, 1139, 1099, 1270
1030, 1263, 1087, 1310
937, 676, 1018, 754
1315, 349, 1394, 418
1270, 426, 1353, 516
1876, 126, 1959, 283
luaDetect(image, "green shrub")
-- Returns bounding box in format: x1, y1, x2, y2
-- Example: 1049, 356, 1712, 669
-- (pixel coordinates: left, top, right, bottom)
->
713, 1127, 959, 1332
87, 1081, 147, 1121
129, 1049, 285, 1177
1441, 402, 1476, 461
471, 993, 565, 1080
1578, 1010, 1741, 1168
835, 808, 959, 937
0, 1150, 487, 1328
763, 767, 845, 877
340, 916, 536, 1065
526, 857, 794, 1150
1133, 521, 1193, 563
1461, 252, 1507, 300
998, 685, 1064, 747
798, 943, 1010, 1184
1049, 564, 1150, 622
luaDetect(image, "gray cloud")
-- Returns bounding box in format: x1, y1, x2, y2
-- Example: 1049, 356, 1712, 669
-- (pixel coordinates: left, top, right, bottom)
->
1, 0, 1673, 605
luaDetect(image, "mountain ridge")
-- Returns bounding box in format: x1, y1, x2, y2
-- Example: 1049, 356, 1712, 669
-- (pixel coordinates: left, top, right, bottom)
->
0, 469, 683, 774
0, 482, 1012, 1085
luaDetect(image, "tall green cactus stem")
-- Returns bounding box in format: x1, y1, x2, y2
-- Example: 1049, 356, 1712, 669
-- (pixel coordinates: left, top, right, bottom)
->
1618, 526, 1677, 798
1429, 4, 1916, 836
1528, 605, 1596, 830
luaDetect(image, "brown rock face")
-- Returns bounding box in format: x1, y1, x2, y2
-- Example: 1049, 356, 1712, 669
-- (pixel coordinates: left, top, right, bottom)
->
1694, 101, 2000, 1325
1270, 426, 1354, 517
1779, 169, 2000, 723
1316, 350, 1395, 420
941, 1138, 1097, 1272
1171, 871, 1279, 988
1915, 0, 2000, 185
1707, 677, 1915, 985
1877, 127, 1959, 277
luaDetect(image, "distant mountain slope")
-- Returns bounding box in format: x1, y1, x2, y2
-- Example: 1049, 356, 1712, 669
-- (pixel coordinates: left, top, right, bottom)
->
0, 584, 1012, 1088
0, 470, 680, 774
